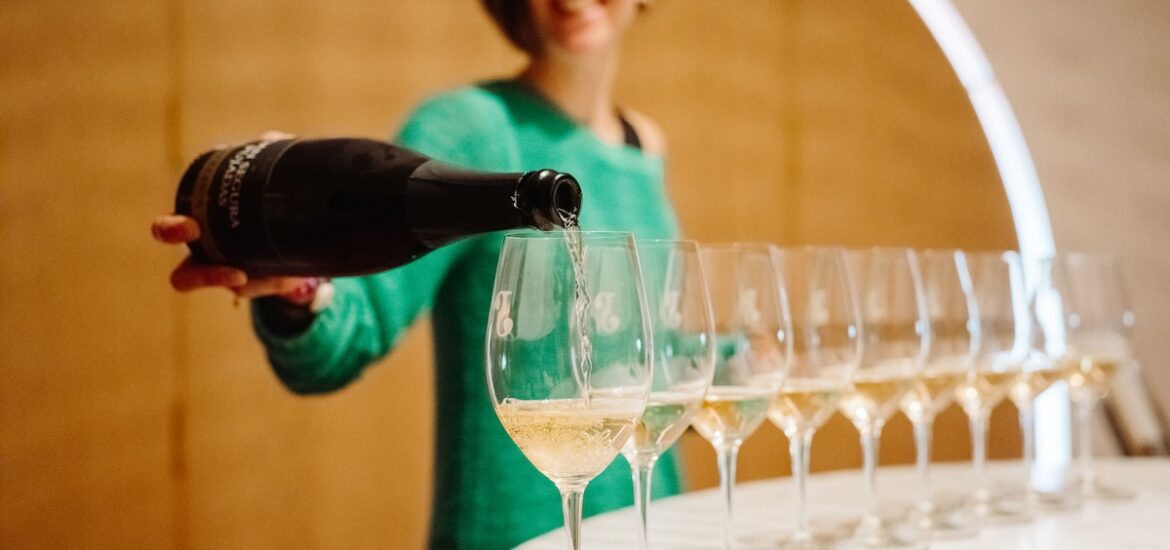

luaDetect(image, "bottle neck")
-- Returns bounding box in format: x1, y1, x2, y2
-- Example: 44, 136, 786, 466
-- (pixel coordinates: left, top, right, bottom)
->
405, 160, 581, 250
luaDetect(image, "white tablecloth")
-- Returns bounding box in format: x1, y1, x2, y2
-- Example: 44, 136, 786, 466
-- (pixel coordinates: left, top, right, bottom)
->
519, 458, 1170, 549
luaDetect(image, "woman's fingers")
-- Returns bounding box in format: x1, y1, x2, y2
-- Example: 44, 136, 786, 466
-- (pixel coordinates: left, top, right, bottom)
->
261, 130, 295, 141
170, 257, 247, 292
232, 276, 310, 299
152, 215, 201, 244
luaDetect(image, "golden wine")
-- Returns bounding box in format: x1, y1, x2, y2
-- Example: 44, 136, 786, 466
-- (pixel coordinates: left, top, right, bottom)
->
622, 392, 701, 459
839, 371, 916, 428
497, 397, 642, 484
1068, 355, 1126, 390
1028, 368, 1063, 395
690, 386, 772, 446
901, 363, 967, 423
1009, 367, 1064, 406
769, 378, 847, 434
955, 368, 1018, 416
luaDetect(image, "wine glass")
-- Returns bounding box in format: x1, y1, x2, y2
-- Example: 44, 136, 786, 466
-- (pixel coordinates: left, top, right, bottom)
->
621, 240, 715, 550
903, 250, 978, 536
1060, 252, 1137, 499
840, 248, 928, 548
1007, 256, 1080, 511
771, 246, 860, 549
693, 243, 791, 550
487, 231, 653, 550
957, 251, 1030, 522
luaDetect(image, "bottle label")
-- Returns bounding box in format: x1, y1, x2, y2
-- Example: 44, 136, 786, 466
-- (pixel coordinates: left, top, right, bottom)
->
188, 147, 234, 263
218, 141, 272, 230
188, 139, 292, 265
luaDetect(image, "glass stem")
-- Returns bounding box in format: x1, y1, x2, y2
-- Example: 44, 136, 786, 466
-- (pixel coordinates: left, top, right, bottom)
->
970, 409, 990, 509
913, 416, 935, 516
631, 457, 658, 550
715, 442, 741, 550
1075, 392, 1097, 492
789, 428, 815, 541
558, 483, 586, 550
860, 422, 884, 525
1017, 393, 1036, 502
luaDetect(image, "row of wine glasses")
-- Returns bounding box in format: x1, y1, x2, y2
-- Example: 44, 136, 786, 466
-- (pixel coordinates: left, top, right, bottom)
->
487, 233, 720, 550
485, 232, 1136, 550
849, 250, 1138, 548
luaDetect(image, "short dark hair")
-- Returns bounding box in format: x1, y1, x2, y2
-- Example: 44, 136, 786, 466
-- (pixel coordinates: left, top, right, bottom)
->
480, 0, 539, 54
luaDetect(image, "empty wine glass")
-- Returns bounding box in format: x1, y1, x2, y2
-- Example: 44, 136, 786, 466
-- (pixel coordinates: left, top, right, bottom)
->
1060, 252, 1137, 499
840, 248, 927, 548
487, 231, 653, 550
621, 240, 715, 550
771, 246, 861, 549
904, 250, 978, 537
958, 251, 1030, 522
693, 243, 791, 550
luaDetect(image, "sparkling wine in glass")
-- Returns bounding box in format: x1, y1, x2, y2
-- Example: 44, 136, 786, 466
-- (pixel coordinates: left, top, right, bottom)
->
1060, 252, 1137, 499
957, 251, 1030, 522
903, 250, 978, 537
840, 248, 927, 547
487, 231, 653, 550
771, 246, 860, 549
693, 244, 791, 550
621, 240, 715, 550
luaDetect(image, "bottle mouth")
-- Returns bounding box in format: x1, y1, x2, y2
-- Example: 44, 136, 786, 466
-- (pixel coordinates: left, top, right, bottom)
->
550, 173, 582, 227
521, 169, 582, 230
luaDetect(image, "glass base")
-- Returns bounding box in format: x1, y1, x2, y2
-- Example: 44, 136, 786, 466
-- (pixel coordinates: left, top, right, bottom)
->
841, 516, 927, 549
736, 517, 853, 550
907, 500, 979, 540
968, 494, 1033, 526
990, 486, 1081, 514
1079, 478, 1135, 500
768, 531, 845, 550
961, 482, 1035, 524
1034, 488, 1083, 511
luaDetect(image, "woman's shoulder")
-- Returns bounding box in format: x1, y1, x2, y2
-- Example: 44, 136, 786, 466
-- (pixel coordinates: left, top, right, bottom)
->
399, 81, 515, 131
394, 81, 519, 164
620, 107, 667, 157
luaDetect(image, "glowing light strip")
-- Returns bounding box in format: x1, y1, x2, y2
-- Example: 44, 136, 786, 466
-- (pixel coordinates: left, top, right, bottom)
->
906, 0, 1070, 480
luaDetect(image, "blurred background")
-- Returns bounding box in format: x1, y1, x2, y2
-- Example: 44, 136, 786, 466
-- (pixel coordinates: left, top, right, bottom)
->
2, 0, 1167, 547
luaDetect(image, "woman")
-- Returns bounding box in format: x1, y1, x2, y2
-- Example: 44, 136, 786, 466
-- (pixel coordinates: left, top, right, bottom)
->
153, 0, 681, 547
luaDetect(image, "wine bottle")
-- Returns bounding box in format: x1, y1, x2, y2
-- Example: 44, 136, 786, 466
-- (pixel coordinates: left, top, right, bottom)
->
174, 137, 582, 277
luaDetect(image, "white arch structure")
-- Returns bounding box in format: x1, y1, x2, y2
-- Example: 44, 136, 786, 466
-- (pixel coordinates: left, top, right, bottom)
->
906, 0, 1071, 478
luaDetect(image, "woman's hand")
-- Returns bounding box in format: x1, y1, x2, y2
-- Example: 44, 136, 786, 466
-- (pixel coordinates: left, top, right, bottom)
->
151, 214, 310, 298
153, 130, 309, 299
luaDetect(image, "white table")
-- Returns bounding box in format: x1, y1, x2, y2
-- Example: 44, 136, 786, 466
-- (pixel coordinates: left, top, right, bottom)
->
519, 458, 1170, 549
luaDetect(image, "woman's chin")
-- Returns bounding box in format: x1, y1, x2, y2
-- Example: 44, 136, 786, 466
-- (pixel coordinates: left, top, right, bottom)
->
548, 26, 615, 55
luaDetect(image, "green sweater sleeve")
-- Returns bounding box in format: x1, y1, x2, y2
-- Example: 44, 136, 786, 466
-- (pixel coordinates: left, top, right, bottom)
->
252, 92, 509, 394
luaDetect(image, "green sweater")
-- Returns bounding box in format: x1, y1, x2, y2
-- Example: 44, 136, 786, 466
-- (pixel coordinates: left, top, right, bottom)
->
253, 80, 682, 549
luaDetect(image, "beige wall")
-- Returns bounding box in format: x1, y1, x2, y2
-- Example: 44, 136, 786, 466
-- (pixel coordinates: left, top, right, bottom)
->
954, 0, 1170, 440
2, 1, 1161, 548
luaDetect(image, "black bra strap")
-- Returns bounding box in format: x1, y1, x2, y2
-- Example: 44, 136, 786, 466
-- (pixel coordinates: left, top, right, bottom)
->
618, 113, 642, 150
